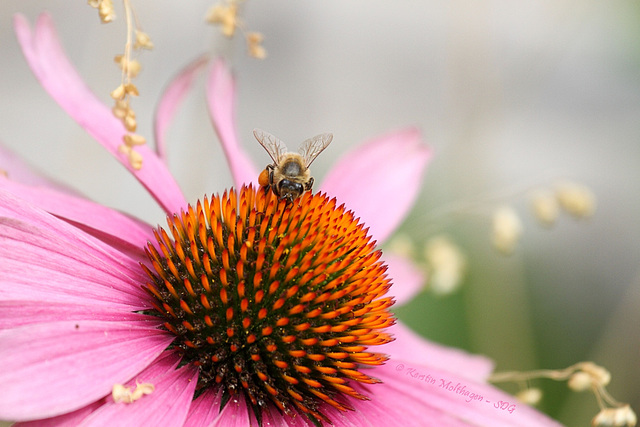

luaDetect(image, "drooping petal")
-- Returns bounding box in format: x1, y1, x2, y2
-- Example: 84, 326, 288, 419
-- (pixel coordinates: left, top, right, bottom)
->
320, 128, 431, 243
384, 322, 494, 382
383, 253, 426, 306
154, 55, 209, 162
13, 14, 186, 215
0, 190, 150, 309
0, 177, 153, 254
78, 352, 197, 427
0, 320, 173, 421
206, 59, 259, 187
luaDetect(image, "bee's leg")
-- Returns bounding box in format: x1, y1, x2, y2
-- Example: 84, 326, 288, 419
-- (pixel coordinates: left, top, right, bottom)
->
263, 165, 274, 194
305, 177, 314, 192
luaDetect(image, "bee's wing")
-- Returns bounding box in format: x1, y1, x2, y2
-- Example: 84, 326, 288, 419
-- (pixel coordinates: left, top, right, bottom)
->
298, 133, 333, 168
253, 128, 288, 164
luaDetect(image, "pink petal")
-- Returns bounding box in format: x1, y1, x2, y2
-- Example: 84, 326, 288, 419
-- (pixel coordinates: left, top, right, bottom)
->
13, 14, 186, 215
0, 301, 158, 330
383, 253, 426, 306
340, 360, 562, 427
183, 388, 225, 427
154, 56, 209, 162
78, 354, 197, 427
0, 177, 153, 255
14, 402, 103, 427
0, 190, 150, 309
186, 388, 257, 427
320, 128, 431, 243
384, 322, 494, 382
0, 320, 173, 421
206, 59, 259, 187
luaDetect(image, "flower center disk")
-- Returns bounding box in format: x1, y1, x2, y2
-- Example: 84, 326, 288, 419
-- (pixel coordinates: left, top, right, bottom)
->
142, 185, 395, 424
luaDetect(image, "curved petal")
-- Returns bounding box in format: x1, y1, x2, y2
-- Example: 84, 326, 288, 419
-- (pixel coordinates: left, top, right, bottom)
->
383, 253, 426, 306
0, 320, 173, 421
0, 176, 153, 254
0, 190, 150, 309
13, 14, 186, 215
206, 59, 259, 187
320, 128, 431, 244
384, 322, 494, 382
154, 55, 209, 162
339, 360, 563, 427
78, 354, 197, 427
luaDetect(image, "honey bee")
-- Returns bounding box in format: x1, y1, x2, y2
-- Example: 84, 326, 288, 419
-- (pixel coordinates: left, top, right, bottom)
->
254, 128, 333, 203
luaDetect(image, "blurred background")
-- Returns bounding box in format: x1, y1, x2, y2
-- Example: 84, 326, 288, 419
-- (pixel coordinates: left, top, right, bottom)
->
1, 1, 639, 425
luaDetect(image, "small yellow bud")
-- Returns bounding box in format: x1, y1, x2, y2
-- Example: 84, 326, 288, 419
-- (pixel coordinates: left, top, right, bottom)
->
516, 388, 543, 406
87, 0, 100, 8
582, 362, 611, 387
491, 206, 522, 255
568, 362, 611, 391
531, 190, 559, 227
123, 133, 146, 147
126, 60, 142, 78
592, 405, 637, 427
423, 235, 466, 295
128, 149, 143, 170
110, 84, 126, 100
568, 371, 593, 391
123, 83, 139, 97
117, 144, 131, 155
134, 30, 154, 50
124, 114, 137, 132
114, 55, 142, 78
556, 181, 596, 219
247, 32, 267, 59
112, 104, 128, 120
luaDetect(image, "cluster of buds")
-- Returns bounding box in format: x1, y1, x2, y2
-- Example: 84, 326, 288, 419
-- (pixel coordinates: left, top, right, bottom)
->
490, 361, 636, 427
490, 180, 596, 254
111, 20, 153, 170
531, 181, 596, 227
206, 0, 267, 59
88, 0, 154, 170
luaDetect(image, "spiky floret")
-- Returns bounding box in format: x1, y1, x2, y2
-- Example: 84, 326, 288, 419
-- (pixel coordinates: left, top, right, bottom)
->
142, 185, 395, 425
